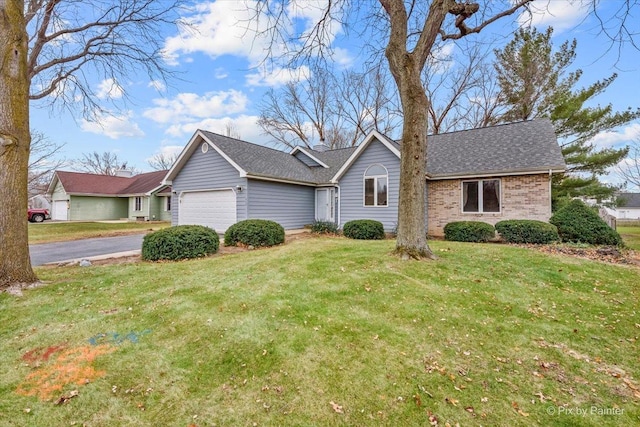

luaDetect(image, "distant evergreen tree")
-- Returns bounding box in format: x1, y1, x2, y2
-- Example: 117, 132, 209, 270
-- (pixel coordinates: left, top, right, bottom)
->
493, 27, 639, 208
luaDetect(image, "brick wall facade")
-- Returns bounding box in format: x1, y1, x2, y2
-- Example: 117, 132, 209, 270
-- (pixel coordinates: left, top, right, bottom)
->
427, 173, 552, 237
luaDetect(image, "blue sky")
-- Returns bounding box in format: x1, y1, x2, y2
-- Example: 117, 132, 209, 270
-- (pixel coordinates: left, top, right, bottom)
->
30, 1, 639, 187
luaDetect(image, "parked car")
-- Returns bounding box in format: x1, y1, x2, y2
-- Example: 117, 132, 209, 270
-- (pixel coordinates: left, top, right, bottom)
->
28, 208, 50, 223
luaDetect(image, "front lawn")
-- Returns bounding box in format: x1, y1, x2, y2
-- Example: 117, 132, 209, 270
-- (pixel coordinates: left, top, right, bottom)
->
2, 238, 638, 426
618, 226, 640, 251
28, 221, 170, 244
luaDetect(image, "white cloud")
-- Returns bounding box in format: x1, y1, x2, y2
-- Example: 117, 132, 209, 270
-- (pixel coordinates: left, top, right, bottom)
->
519, 0, 591, 33
96, 78, 124, 100
214, 68, 228, 79
591, 123, 640, 149
143, 90, 249, 124
148, 80, 166, 92
162, 1, 344, 66
164, 115, 262, 140
246, 65, 311, 87
80, 111, 144, 139
162, 1, 284, 66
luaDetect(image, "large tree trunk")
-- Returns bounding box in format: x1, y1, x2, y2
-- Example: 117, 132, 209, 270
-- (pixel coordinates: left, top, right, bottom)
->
382, 0, 448, 259
388, 54, 435, 259
0, 0, 37, 288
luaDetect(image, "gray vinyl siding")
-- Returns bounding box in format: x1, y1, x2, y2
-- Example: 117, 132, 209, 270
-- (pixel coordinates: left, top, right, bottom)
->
294, 150, 321, 167
171, 142, 247, 225
247, 179, 315, 229
338, 139, 401, 231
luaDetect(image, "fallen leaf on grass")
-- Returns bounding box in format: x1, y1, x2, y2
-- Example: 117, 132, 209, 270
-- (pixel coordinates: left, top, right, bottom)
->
427, 410, 439, 426
445, 397, 458, 406
55, 390, 78, 405
465, 406, 476, 416
329, 401, 343, 413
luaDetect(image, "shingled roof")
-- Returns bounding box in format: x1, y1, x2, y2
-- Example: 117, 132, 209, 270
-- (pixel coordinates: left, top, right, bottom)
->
166, 119, 564, 186
195, 131, 357, 185
618, 192, 640, 208
426, 119, 565, 178
50, 170, 169, 196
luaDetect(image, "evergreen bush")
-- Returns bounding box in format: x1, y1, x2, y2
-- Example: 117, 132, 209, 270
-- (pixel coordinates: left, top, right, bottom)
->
224, 219, 285, 247
495, 220, 560, 244
142, 225, 219, 261
342, 219, 385, 240
443, 221, 495, 243
550, 199, 623, 246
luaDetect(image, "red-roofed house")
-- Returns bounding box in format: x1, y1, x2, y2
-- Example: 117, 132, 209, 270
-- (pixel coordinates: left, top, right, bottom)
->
47, 170, 171, 221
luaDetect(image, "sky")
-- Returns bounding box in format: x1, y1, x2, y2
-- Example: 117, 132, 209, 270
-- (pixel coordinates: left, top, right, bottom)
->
29, 1, 640, 188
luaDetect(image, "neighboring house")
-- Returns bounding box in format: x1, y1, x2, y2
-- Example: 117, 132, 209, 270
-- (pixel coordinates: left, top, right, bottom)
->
28, 194, 51, 210
47, 170, 171, 221
163, 119, 566, 236
605, 193, 640, 220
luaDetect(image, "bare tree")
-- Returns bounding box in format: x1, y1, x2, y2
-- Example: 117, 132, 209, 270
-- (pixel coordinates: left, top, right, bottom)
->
74, 151, 132, 175
148, 152, 178, 171
249, 1, 533, 259
258, 65, 340, 149
423, 41, 497, 134
224, 121, 242, 140
28, 130, 66, 198
335, 63, 402, 145
259, 62, 401, 150
618, 138, 640, 191
1, 0, 181, 288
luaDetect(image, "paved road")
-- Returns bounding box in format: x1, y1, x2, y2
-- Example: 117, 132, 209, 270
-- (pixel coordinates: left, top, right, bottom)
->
30, 233, 145, 266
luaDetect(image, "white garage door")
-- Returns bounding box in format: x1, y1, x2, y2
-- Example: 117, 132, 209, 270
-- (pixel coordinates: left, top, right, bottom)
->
52, 200, 68, 221
179, 190, 236, 232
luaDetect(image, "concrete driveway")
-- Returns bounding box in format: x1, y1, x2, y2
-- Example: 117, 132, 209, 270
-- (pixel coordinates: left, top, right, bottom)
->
30, 233, 145, 266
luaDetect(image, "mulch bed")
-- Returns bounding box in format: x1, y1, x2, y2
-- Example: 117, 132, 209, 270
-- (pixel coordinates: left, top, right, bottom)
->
514, 243, 640, 267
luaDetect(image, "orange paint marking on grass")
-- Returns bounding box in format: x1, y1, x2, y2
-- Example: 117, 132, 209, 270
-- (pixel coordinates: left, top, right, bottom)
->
16, 345, 115, 400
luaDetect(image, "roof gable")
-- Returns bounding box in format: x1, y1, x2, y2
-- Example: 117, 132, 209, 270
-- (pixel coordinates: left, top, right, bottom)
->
49, 170, 170, 197
331, 130, 400, 182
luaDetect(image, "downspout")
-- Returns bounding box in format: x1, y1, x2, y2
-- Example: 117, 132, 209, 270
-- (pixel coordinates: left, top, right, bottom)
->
335, 184, 341, 229
549, 169, 553, 218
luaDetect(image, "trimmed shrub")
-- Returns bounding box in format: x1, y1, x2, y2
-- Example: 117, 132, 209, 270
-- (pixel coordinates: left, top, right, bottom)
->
495, 219, 560, 244
342, 219, 385, 240
310, 221, 339, 234
550, 199, 623, 246
142, 225, 219, 261
443, 221, 495, 243
224, 219, 285, 247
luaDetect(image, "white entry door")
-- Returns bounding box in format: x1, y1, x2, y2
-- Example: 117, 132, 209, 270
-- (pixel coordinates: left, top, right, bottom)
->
316, 188, 335, 222
52, 200, 68, 221
179, 189, 237, 232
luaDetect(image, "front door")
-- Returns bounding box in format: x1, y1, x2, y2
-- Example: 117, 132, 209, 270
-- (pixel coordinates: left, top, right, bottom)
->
316, 188, 335, 222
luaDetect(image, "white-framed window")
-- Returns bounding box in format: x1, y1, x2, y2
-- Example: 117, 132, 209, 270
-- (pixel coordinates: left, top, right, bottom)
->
364, 164, 388, 207
201, 142, 209, 153
165, 196, 171, 211
134, 196, 142, 211
462, 179, 500, 213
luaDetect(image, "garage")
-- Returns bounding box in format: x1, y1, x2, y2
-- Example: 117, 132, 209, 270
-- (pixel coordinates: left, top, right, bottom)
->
178, 189, 237, 232
51, 200, 69, 221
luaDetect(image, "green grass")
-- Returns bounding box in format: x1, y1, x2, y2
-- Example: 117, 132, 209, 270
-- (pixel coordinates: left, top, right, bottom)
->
618, 226, 640, 250
2, 238, 639, 426
28, 221, 170, 244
